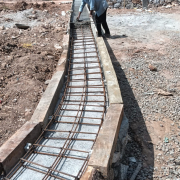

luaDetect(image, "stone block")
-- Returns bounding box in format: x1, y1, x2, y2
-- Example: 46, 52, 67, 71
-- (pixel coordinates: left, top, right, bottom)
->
165, 0, 172, 2
62, 34, 69, 50
132, 0, 141, 4
153, 0, 159, 4
114, 2, 121, 7
108, 1, 114, 5
126, 2, 134, 8
120, 164, 129, 180
160, 0, 165, 4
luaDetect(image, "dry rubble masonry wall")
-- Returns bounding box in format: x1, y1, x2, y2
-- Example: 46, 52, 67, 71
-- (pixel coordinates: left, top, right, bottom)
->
107, 0, 178, 9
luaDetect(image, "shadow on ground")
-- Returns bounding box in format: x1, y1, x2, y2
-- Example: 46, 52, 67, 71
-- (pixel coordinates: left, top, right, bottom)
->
104, 37, 154, 179
110, 35, 128, 39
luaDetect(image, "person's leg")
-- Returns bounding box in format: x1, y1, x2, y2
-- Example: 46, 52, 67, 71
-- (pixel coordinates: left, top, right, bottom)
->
101, 9, 110, 35
95, 14, 102, 36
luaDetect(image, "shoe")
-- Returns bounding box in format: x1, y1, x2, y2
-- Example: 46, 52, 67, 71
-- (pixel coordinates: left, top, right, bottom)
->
97, 34, 102, 37
104, 33, 111, 38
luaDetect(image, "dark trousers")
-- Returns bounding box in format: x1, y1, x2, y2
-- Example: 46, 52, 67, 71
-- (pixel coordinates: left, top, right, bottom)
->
95, 9, 110, 36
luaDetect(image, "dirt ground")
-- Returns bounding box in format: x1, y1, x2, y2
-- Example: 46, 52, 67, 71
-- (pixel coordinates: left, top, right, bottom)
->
106, 4, 180, 180
0, 1, 71, 147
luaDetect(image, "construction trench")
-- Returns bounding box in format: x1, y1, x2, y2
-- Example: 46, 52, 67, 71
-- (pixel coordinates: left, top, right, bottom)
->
0, 0, 124, 179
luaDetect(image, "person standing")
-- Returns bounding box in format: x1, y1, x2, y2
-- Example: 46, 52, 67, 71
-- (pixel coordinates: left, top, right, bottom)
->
76, 0, 110, 37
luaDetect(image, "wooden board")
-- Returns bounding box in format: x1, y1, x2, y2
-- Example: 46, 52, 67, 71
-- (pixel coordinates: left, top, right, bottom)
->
88, 104, 124, 177
80, 166, 96, 180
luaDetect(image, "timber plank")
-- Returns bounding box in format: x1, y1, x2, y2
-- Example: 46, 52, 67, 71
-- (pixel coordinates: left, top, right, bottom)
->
88, 104, 124, 177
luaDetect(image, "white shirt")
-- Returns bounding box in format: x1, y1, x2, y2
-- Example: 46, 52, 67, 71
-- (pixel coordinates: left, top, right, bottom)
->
79, 0, 108, 17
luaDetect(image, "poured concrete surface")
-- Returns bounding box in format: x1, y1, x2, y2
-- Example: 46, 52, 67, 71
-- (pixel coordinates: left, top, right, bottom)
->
10, 26, 106, 180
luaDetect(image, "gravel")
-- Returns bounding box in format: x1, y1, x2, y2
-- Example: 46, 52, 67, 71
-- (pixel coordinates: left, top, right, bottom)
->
106, 7, 180, 179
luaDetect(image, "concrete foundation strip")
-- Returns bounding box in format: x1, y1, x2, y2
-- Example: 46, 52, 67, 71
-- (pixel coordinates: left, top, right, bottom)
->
80, 6, 124, 179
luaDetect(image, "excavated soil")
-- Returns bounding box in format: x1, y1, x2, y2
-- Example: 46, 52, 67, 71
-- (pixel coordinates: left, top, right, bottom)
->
0, 1, 71, 147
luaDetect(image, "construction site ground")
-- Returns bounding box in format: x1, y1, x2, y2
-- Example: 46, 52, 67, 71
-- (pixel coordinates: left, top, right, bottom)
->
106, 5, 180, 180
0, 2, 71, 147
0, 1, 180, 180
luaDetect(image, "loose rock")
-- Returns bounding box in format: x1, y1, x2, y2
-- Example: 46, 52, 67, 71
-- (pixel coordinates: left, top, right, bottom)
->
149, 64, 157, 71
45, 79, 51, 85
157, 89, 173, 96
